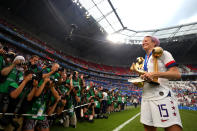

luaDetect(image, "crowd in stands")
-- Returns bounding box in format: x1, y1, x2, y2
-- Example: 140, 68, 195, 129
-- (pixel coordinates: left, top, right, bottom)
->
186, 65, 197, 73
0, 18, 135, 76
169, 81, 197, 107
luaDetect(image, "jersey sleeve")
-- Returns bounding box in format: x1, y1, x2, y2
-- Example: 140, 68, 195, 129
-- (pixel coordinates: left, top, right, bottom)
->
162, 50, 177, 68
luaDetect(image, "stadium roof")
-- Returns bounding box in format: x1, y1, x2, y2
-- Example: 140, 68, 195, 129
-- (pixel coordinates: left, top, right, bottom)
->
76, 0, 197, 43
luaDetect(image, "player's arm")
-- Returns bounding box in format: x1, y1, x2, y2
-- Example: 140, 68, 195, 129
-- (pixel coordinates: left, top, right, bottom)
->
141, 51, 181, 81
142, 66, 181, 80
154, 66, 181, 79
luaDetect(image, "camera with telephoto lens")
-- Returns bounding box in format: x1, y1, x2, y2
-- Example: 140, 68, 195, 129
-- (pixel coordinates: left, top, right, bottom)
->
66, 72, 71, 78
4, 52, 15, 59
91, 102, 95, 107
32, 71, 43, 81
73, 71, 78, 78
24, 70, 42, 82
74, 86, 79, 90
2, 48, 16, 62
18, 61, 29, 66
50, 77, 59, 84
57, 67, 64, 72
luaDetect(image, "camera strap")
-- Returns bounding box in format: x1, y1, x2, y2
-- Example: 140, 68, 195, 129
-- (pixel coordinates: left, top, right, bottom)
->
15, 69, 23, 84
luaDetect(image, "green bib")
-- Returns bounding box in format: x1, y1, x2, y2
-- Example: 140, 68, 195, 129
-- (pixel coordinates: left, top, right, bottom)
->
0, 68, 23, 93
26, 91, 50, 120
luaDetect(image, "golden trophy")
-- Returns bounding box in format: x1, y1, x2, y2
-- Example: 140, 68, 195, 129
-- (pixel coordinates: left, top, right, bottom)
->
128, 47, 163, 86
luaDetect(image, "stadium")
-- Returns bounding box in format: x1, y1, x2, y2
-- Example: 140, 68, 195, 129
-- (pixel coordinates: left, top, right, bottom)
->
0, 0, 197, 131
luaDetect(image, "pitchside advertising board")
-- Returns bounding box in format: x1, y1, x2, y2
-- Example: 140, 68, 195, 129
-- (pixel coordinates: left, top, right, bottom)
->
178, 106, 197, 111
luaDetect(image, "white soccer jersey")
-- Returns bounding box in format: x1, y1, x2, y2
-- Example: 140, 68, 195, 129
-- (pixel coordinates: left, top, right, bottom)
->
140, 50, 182, 128
142, 50, 177, 100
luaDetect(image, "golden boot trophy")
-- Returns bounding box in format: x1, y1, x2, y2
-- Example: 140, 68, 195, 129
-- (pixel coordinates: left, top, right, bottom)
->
128, 47, 163, 86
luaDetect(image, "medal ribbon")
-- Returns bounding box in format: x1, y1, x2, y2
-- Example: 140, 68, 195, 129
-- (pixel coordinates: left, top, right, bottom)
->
144, 52, 152, 71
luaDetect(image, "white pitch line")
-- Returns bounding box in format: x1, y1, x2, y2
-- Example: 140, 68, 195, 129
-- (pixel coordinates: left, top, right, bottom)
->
113, 112, 141, 131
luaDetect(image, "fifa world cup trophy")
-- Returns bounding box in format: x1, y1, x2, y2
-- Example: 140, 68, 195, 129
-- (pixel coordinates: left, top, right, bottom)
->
129, 47, 163, 87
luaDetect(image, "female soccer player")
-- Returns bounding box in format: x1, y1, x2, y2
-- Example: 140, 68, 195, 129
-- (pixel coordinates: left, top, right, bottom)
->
140, 36, 182, 131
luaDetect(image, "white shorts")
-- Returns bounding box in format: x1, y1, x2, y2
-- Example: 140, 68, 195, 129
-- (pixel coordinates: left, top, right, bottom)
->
140, 94, 182, 128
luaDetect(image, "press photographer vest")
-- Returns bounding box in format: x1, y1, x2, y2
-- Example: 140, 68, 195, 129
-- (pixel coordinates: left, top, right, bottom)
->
0, 67, 23, 93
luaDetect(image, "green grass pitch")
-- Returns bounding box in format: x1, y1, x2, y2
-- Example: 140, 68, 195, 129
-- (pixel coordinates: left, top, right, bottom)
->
51, 106, 197, 131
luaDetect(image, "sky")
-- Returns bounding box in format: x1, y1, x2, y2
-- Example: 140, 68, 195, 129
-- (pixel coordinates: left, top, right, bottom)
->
112, 0, 197, 31
78, 0, 197, 32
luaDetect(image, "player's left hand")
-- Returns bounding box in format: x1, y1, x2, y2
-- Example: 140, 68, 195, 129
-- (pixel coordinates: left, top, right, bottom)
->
140, 72, 155, 82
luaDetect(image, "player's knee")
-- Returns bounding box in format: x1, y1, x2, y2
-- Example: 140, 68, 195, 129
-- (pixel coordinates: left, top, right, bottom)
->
143, 124, 157, 131
165, 124, 182, 131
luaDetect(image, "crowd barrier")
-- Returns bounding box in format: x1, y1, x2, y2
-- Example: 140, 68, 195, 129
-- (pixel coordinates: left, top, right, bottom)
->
0, 103, 91, 117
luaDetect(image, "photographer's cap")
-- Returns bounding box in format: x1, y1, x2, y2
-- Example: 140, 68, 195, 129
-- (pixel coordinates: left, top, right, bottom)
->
13, 55, 25, 63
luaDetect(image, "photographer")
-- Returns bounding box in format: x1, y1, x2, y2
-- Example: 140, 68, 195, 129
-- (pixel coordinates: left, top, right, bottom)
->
6, 70, 38, 131
107, 90, 113, 114
113, 94, 118, 112
27, 55, 41, 73
101, 88, 108, 119
0, 43, 6, 73
0, 47, 16, 83
111, 91, 116, 112
86, 97, 95, 122
55, 69, 69, 115
42, 63, 60, 79
117, 91, 122, 112
23, 63, 61, 131
59, 73, 79, 128
72, 71, 83, 119
0, 56, 25, 113
94, 86, 103, 119
0, 55, 25, 130
82, 82, 95, 122
23, 77, 60, 131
